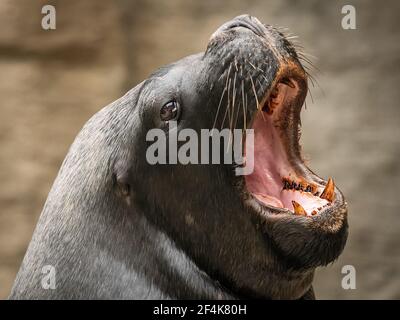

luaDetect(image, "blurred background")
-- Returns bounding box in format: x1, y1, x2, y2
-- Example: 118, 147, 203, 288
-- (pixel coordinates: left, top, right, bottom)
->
0, 0, 399, 299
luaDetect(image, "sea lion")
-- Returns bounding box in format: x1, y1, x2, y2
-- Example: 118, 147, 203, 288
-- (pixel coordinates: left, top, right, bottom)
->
10, 15, 348, 299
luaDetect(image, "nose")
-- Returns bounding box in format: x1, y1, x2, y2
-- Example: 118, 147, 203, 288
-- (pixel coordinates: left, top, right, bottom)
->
215, 15, 266, 37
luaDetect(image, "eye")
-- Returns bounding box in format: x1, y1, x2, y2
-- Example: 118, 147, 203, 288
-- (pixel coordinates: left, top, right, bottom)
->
160, 100, 180, 121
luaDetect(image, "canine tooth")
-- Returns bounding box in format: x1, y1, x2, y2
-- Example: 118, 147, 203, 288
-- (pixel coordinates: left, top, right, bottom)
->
292, 201, 307, 216
320, 177, 335, 202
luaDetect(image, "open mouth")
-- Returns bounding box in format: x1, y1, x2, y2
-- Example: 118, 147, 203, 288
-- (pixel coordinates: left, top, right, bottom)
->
244, 67, 336, 217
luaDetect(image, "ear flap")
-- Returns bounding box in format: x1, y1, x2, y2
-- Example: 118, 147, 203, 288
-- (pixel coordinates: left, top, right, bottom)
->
112, 155, 133, 206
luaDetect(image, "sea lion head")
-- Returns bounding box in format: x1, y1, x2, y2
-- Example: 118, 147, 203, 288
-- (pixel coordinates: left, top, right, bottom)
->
120, 15, 348, 299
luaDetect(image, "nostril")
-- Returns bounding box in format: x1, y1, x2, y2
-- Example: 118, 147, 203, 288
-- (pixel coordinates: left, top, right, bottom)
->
209, 15, 266, 43
225, 16, 265, 37
226, 21, 250, 30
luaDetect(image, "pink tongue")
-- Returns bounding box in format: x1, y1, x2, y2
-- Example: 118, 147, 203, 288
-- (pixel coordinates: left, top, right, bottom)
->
253, 193, 284, 208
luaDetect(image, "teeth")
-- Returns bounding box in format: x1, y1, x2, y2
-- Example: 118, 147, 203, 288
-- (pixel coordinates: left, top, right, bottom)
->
282, 178, 315, 193
292, 201, 307, 216
320, 177, 335, 202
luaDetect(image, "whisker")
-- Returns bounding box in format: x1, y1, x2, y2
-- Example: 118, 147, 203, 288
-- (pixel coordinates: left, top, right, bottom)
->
249, 75, 259, 110
248, 61, 257, 70
234, 100, 241, 137
221, 77, 232, 130
213, 63, 232, 129
250, 74, 265, 122
212, 86, 227, 130
298, 51, 317, 59
229, 71, 238, 147
231, 71, 237, 128
242, 80, 246, 132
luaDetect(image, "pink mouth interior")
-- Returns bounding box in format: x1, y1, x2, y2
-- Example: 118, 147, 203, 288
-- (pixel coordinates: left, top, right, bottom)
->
245, 82, 329, 215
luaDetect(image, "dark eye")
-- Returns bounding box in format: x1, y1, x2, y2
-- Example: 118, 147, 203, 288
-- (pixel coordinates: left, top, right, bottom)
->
160, 100, 180, 121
